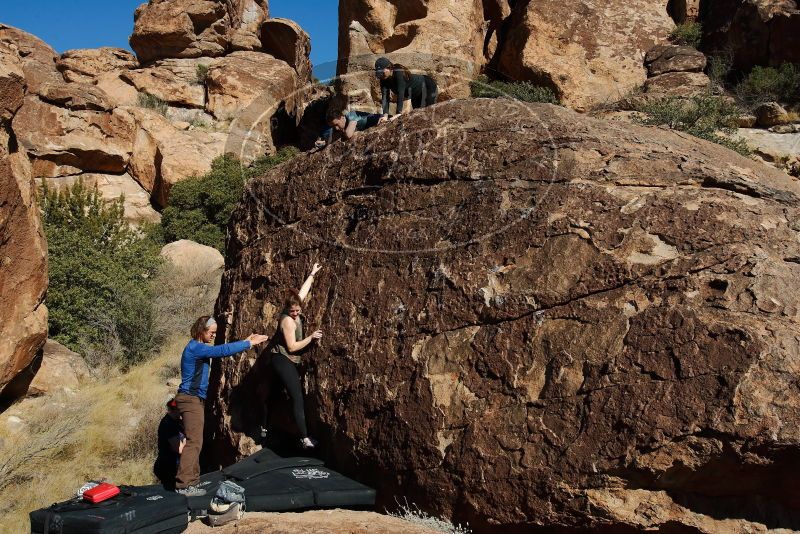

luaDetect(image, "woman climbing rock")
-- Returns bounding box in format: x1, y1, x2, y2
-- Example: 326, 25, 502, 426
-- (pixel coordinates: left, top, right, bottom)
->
267, 262, 324, 449
314, 108, 388, 147
374, 57, 439, 116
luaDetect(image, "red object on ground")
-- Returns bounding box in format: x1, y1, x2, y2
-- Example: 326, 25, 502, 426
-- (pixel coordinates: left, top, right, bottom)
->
83, 483, 120, 503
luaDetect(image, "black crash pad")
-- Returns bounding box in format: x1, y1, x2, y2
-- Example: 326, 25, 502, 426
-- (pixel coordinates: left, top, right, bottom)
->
30, 485, 188, 534
223, 452, 323, 481
278, 465, 376, 507
239, 469, 317, 511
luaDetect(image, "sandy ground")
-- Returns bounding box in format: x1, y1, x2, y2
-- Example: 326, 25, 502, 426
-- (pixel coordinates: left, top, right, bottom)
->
184, 509, 441, 533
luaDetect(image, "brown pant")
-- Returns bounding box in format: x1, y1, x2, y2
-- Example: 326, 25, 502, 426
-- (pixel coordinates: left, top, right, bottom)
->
174, 393, 204, 489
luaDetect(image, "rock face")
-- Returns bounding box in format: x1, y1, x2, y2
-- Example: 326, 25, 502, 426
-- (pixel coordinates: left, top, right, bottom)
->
645, 45, 707, 76
336, 0, 487, 110
497, 0, 674, 110
129, 0, 269, 64
208, 99, 800, 532
700, 0, 800, 71
260, 18, 312, 85
0, 147, 48, 401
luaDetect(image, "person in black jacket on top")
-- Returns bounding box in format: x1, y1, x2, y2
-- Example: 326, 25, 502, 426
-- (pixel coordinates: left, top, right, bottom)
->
374, 57, 438, 116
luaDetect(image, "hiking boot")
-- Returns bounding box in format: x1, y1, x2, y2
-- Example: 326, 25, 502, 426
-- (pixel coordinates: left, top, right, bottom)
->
175, 485, 207, 497
300, 437, 317, 450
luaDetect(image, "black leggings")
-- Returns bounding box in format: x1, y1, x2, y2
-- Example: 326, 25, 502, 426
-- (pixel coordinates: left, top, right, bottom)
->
271, 353, 308, 438
412, 76, 439, 109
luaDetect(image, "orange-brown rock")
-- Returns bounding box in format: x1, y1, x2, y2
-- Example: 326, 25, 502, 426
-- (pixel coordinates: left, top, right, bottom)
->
206, 51, 299, 158
13, 95, 135, 176
0, 24, 61, 95
700, 0, 800, 71
260, 18, 312, 84
497, 0, 674, 111
56, 48, 138, 84
129, 0, 269, 65
645, 45, 707, 76
208, 99, 800, 532
337, 0, 486, 110
120, 106, 227, 207
26, 340, 91, 397
122, 58, 208, 108
0, 147, 47, 401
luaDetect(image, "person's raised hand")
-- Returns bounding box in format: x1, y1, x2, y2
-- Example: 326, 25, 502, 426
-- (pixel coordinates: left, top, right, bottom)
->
247, 334, 270, 346
311, 330, 323, 340
314, 139, 326, 148
378, 115, 388, 124
311, 262, 322, 276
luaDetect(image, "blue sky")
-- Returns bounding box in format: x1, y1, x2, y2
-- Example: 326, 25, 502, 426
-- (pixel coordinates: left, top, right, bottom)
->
0, 0, 338, 76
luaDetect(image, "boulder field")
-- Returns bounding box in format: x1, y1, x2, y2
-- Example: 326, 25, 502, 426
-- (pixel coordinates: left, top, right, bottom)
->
208, 98, 800, 532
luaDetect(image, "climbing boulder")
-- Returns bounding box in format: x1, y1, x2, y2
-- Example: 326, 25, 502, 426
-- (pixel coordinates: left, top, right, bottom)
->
497, 0, 674, 110
129, 0, 269, 64
27, 340, 91, 397
208, 98, 800, 532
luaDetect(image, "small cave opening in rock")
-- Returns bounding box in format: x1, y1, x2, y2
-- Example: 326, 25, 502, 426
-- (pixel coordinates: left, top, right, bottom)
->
270, 102, 300, 148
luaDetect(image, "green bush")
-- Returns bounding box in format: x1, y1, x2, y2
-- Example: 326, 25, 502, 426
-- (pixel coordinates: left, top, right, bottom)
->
161, 147, 299, 251
707, 49, 733, 89
735, 63, 800, 107
137, 92, 168, 116
196, 64, 210, 85
635, 94, 751, 156
470, 75, 559, 104
40, 180, 163, 366
669, 22, 702, 48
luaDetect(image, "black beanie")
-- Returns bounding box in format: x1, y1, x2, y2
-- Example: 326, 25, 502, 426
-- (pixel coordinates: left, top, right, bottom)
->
374, 57, 392, 73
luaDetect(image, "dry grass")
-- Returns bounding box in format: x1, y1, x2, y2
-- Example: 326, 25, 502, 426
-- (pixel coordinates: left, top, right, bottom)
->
0, 337, 187, 533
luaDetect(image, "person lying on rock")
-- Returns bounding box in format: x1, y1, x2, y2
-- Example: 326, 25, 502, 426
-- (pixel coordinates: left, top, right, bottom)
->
174, 316, 269, 497
314, 109, 387, 147
374, 56, 438, 117
153, 398, 185, 491
267, 262, 324, 450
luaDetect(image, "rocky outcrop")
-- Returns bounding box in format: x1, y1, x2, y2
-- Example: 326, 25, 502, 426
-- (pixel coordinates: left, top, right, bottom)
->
122, 58, 208, 108
56, 48, 139, 84
0, 147, 48, 401
497, 0, 674, 110
260, 18, 312, 84
129, 0, 269, 64
699, 0, 800, 71
27, 340, 91, 397
645, 44, 707, 76
160, 239, 224, 286
337, 0, 486, 110
208, 99, 800, 532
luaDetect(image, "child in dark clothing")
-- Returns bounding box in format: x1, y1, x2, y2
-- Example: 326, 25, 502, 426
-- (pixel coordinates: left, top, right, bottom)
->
153, 398, 185, 490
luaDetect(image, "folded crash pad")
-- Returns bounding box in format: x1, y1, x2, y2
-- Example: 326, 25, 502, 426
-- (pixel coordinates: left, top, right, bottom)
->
30, 485, 188, 534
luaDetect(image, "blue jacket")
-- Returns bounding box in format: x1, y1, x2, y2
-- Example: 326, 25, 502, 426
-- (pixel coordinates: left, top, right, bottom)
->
178, 339, 250, 400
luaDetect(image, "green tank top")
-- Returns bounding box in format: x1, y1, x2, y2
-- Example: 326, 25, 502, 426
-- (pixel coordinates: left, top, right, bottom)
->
272, 312, 303, 360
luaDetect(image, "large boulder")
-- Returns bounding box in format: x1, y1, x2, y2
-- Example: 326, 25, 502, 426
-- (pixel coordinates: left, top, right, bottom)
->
129, 0, 269, 64
0, 24, 61, 95
700, 0, 800, 71
120, 106, 228, 207
27, 340, 91, 397
160, 239, 225, 298
12, 94, 135, 177
121, 58, 209, 108
645, 44, 707, 76
260, 18, 312, 84
497, 0, 674, 111
337, 0, 487, 110
207, 99, 800, 532
56, 48, 138, 84
0, 148, 48, 401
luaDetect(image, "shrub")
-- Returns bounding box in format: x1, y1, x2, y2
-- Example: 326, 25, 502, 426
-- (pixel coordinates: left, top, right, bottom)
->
470, 75, 559, 104
735, 63, 800, 107
389, 500, 471, 534
707, 49, 733, 89
669, 22, 702, 48
195, 64, 210, 85
161, 147, 299, 251
40, 179, 164, 366
634, 94, 752, 156
137, 92, 168, 116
